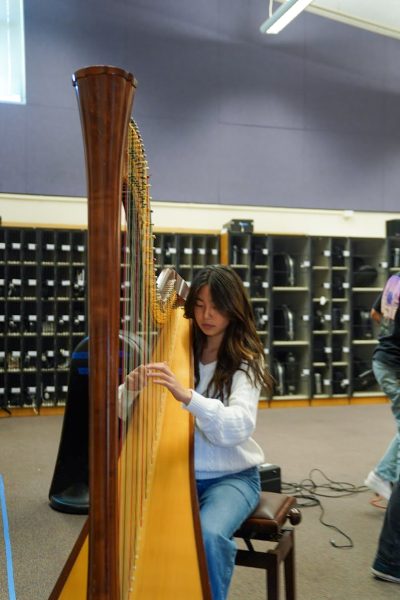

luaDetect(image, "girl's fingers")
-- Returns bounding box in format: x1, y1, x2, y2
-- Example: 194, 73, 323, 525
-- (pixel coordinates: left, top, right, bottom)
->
146, 362, 169, 371
146, 370, 170, 383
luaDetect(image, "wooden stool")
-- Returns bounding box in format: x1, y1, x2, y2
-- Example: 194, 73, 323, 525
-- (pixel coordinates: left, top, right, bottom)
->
234, 491, 301, 600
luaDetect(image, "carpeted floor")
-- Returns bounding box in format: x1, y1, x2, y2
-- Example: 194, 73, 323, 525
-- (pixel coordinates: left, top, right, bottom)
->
0, 402, 399, 600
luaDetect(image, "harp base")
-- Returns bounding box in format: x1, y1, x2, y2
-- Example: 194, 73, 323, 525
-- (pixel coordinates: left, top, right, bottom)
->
50, 483, 89, 515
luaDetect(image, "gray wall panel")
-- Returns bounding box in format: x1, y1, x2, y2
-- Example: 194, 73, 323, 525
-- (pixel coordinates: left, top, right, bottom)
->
217, 125, 304, 207
0, 105, 27, 193
302, 130, 384, 210
304, 15, 387, 81
138, 115, 220, 204
26, 105, 84, 196
218, 42, 305, 129
129, 35, 220, 122
0, 0, 399, 211
304, 64, 384, 135
383, 146, 400, 211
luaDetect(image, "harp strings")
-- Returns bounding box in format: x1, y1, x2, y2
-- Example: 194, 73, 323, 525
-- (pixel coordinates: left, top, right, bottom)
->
118, 120, 177, 597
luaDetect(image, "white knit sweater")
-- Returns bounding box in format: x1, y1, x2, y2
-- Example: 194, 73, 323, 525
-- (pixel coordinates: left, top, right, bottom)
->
184, 361, 265, 479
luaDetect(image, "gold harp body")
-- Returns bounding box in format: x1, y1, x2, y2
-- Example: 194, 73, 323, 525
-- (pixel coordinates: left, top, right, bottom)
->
49, 65, 210, 600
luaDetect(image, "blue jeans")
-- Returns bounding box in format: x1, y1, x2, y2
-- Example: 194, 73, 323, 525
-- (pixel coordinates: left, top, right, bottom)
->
196, 466, 261, 600
372, 359, 400, 482
373, 481, 400, 573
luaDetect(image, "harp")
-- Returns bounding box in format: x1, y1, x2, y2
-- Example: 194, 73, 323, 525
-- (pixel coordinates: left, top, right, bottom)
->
49, 66, 211, 599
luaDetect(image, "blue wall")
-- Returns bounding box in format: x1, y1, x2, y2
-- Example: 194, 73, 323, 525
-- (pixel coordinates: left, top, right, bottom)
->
1, 0, 400, 211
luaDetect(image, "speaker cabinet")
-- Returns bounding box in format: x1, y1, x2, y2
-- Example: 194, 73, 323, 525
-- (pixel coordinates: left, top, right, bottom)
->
386, 220, 400, 237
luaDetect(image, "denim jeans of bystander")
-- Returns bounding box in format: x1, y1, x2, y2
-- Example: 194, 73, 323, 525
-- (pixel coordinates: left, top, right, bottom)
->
372, 359, 400, 483
372, 481, 400, 583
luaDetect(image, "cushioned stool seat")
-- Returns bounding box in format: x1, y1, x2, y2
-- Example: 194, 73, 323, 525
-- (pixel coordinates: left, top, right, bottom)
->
234, 491, 301, 600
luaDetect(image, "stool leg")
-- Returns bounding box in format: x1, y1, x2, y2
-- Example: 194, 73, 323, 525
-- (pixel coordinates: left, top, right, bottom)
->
266, 552, 279, 600
283, 530, 296, 600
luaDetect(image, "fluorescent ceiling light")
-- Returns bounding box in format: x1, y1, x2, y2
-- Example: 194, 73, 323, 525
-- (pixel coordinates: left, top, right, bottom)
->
260, 0, 314, 34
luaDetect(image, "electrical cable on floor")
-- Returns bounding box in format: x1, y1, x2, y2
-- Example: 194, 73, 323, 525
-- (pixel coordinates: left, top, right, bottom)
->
282, 468, 370, 549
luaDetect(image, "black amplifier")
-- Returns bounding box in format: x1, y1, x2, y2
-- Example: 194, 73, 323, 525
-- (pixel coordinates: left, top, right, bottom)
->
386, 219, 400, 237
223, 219, 254, 233
258, 463, 281, 493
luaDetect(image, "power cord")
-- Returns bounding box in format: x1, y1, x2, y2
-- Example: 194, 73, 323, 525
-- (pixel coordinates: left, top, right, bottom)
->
282, 468, 370, 549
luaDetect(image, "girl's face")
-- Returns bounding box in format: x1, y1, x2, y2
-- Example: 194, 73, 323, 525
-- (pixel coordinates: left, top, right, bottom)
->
193, 284, 230, 341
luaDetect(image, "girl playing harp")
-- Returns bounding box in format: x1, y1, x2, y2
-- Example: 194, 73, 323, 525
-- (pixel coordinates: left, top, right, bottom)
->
128, 265, 273, 600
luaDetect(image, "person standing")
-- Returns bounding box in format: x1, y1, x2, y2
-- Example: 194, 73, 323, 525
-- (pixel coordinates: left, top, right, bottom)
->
371, 480, 400, 583
364, 273, 400, 500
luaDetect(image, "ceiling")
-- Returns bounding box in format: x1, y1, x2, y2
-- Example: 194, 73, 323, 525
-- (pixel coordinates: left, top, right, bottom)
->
276, 0, 400, 39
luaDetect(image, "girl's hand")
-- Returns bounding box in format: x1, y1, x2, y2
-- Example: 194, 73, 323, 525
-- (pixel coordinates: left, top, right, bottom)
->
146, 362, 192, 405
125, 364, 147, 392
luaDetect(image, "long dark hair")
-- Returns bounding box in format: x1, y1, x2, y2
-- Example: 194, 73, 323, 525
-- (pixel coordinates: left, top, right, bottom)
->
184, 265, 273, 400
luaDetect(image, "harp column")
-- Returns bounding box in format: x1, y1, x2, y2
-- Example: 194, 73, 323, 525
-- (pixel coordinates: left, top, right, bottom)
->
73, 65, 136, 599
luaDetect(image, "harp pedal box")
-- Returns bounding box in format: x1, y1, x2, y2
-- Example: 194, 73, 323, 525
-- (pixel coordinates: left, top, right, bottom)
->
258, 463, 281, 493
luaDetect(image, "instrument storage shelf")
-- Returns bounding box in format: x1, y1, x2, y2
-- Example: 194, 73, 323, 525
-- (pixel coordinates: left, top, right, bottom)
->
0, 226, 87, 413
221, 229, 391, 404
1, 224, 395, 412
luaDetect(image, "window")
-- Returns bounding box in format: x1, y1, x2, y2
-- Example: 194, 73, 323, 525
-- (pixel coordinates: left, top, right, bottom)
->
0, 0, 26, 104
